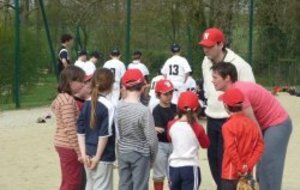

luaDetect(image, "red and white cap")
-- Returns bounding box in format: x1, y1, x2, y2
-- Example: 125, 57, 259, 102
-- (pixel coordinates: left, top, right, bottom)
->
121, 69, 145, 87
198, 28, 225, 47
178, 91, 200, 112
219, 88, 244, 106
155, 79, 174, 93
84, 74, 93, 82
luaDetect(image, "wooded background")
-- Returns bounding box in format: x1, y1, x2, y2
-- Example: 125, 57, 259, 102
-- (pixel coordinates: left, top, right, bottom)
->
0, 0, 299, 107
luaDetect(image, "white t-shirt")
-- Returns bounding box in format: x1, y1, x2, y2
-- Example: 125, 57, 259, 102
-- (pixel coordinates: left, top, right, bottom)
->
184, 76, 197, 92
128, 60, 149, 76
103, 58, 126, 84
75, 60, 96, 76
168, 121, 200, 167
74, 60, 85, 68
202, 48, 255, 118
161, 55, 192, 87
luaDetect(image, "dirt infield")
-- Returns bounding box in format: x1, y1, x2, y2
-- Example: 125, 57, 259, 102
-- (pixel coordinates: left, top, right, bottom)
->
0, 93, 299, 190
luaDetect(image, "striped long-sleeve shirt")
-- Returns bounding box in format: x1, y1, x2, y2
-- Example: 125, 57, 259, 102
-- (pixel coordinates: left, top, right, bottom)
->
115, 100, 158, 163
51, 93, 81, 156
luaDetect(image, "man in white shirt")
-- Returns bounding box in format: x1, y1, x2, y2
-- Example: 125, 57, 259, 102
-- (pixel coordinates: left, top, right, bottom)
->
128, 50, 151, 106
103, 48, 126, 106
161, 44, 192, 104
81, 51, 99, 76
128, 50, 150, 83
74, 49, 88, 69
198, 27, 255, 190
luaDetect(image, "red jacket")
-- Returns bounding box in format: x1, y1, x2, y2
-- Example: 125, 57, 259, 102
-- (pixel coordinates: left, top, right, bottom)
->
222, 113, 264, 180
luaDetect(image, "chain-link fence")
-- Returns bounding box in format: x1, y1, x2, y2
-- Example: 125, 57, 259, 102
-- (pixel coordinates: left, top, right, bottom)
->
0, 0, 299, 108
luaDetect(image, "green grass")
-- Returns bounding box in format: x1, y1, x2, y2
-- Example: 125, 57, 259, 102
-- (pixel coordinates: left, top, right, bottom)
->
0, 74, 57, 110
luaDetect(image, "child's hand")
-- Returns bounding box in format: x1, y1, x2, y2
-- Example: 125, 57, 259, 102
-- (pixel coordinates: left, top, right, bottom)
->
193, 113, 199, 122
88, 156, 100, 170
238, 164, 248, 177
155, 127, 165, 134
84, 155, 91, 167
78, 156, 84, 164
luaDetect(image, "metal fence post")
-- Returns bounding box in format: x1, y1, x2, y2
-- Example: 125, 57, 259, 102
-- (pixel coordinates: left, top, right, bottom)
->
125, 0, 131, 65
248, 0, 254, 66
14, 0, 20, 108
39, 0, 58, 80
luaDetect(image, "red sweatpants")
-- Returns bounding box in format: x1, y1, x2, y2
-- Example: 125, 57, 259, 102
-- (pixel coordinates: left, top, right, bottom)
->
55, 146, 83, 190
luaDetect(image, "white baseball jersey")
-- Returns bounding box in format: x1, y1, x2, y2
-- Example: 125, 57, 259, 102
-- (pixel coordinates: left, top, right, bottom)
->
184, 76, 197, 92
74, 60, 85, 68
103, 58, 126, 107
75, 60, 96, 76
148, 75, 164, 112
103, 58, 126, 83
128, 60, 150, 76
161, 55, 192, 87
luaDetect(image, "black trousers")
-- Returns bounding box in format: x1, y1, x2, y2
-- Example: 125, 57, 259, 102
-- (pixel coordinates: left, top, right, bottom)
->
207, 117, 227, 190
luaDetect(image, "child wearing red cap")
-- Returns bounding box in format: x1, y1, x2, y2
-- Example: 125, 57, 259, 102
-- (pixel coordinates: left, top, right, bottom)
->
152, 79, 177, 190
116, 69, 158, 190
167, 91, 210, 190
219, 88, 264, 190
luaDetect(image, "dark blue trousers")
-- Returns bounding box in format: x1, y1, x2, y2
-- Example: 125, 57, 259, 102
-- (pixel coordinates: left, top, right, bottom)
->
207, 117, 227, 190
169, 166, 201, 190
221, 179, 238, 190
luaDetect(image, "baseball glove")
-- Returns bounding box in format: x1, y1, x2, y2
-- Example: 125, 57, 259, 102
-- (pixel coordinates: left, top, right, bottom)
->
236, 174, 259, 190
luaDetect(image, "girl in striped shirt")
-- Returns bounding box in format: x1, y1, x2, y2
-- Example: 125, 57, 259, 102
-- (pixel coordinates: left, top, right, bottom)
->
51, 66, 85, 190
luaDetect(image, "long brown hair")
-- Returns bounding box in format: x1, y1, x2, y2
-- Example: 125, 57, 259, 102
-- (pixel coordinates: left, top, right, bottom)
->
57, 66, 85, 95
90, 68, 114, 129
178, 108, 196, 126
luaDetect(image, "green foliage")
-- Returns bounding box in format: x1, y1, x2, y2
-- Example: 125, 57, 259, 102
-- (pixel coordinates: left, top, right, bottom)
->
0, 24, 51, 105
0, 26, 14, 103
0, 74, 56, 110
0, 0, 299, 109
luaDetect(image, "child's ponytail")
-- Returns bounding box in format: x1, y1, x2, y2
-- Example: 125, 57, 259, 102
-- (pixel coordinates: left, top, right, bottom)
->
186, 108, 196, 126
89, 68, 114, 129
90, 87, 98, 129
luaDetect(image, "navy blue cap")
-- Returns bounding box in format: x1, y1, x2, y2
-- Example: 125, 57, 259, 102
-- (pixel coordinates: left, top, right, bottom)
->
90, 51, 100, 59
170, 43, 181, 53
110, 48, 120, 56
133, 50, 142, 56
78, 49, 87, 56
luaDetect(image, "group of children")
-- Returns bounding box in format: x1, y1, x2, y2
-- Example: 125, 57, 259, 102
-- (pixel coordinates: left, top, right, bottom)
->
52, 41, 265, 190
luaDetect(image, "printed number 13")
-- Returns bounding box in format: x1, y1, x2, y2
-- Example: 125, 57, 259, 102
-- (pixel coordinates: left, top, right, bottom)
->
169, 65, 179, 75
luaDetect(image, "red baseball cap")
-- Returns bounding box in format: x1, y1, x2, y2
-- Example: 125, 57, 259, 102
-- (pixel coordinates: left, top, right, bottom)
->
178, 91, 200, 112
219, 88, 244, 106
121, 69, 145, 87
198, 28, 225, 47
84, 74, 93, 82
155, 79, 174, 93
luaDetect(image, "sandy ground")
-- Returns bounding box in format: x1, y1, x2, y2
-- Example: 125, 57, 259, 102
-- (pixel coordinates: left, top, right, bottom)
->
0, 93, 299, 190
